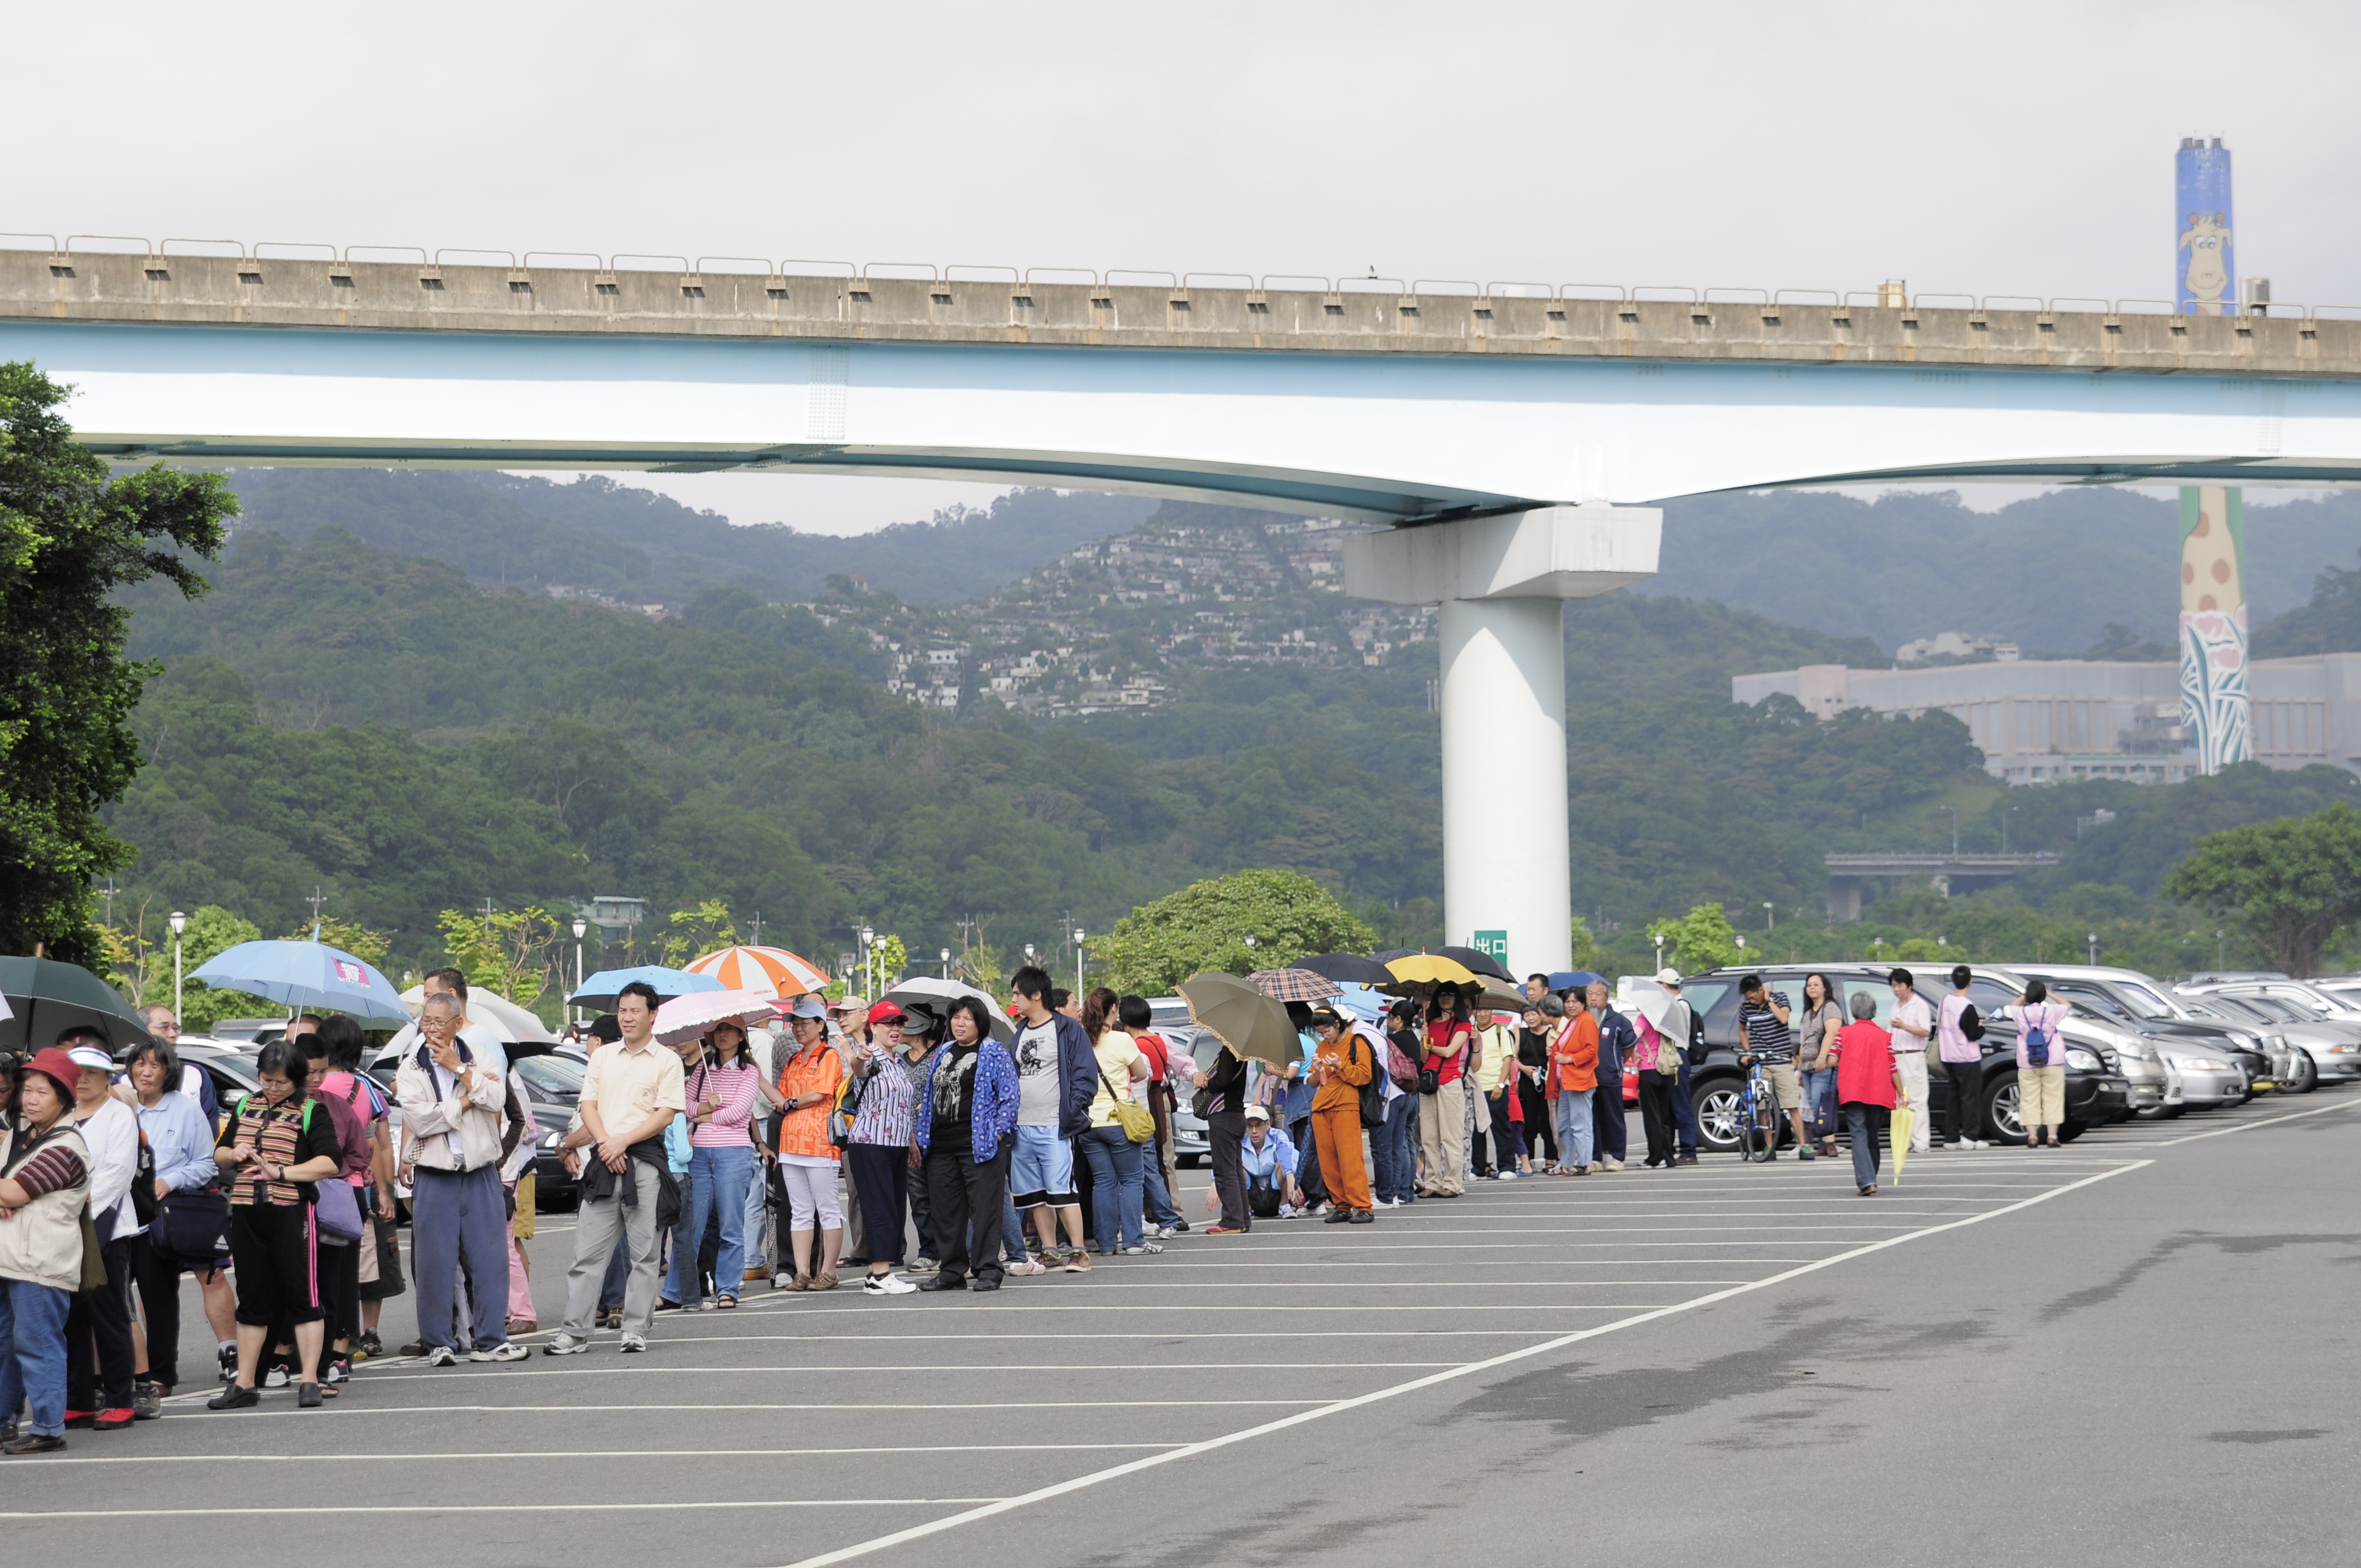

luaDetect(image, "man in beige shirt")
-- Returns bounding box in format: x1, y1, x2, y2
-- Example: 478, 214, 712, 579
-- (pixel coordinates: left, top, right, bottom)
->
546, 983, 685, 1355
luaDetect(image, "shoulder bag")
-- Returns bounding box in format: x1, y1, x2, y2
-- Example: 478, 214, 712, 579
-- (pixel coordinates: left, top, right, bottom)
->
827, 1065, 868, 1150
1095, 1058, 1156, 1144
1352, 1037, 1385, 1130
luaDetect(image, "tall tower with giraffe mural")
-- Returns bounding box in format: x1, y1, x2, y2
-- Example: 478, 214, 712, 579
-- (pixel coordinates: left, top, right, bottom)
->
2178, 137, 2251, 774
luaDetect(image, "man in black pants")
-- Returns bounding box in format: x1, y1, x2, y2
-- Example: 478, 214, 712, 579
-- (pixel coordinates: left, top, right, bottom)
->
1936, 964, 1987, 1149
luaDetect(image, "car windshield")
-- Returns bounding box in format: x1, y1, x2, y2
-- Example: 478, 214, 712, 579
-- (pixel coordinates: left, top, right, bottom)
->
2052, 986, 2128, 1022
2267, 985, 2346, 1015
2194, 994, 2273, 1024
2224, 992, 2303, 1023
2098, 981, 2177, 1020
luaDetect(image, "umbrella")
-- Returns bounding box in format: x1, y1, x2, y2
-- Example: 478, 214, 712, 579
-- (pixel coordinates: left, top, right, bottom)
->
1386, 954, 1479, 988
1292, 952, 1395, 986
191, 940, 410, 1026
0, 956, 154, 1055
1326, 982, 1395, 1025
1887, 1102, 1914, 1185
685, 944, 830, 1000
1249, 967, 1343, 1003
652, 989, 782, 1048
1548, 970, 1607, 994
398, 984, 557, 1044
880, 977, 1016, 1044
1620, 979, 1678, 1032
1469, 986, 1531, 1016
569, 965, 724, 1010
1433, 945, 1516, 984
1177, 971, 1298, 1068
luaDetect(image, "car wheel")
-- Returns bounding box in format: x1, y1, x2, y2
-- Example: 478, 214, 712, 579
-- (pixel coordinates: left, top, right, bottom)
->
1983, 1074, 2026, 1145
1693, 1079, 1743, 1155
2283, 1052, 2319, 1095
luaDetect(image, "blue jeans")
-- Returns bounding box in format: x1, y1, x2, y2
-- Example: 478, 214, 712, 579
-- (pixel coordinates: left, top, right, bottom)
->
688, 1145, 753, 1299
1554, 1091, 1595, 1169
1143, 1148, 1179, 1228
1079, 1126, 1145, 1251
1374, 1094, 1418, 1202
0, 1276, 70, 1438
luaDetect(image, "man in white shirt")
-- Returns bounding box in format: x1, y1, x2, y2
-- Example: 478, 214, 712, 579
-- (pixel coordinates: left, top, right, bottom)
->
1887, 968, 1934, 1153
420, 967, 510, 1082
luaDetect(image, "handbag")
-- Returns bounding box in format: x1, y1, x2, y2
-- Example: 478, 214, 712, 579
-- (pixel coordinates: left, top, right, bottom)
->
314, 1175, 365, 1243
1096, 1060, 1155, 1144
157, 1186, 231, 1261
1416, 1066, 1440, 1096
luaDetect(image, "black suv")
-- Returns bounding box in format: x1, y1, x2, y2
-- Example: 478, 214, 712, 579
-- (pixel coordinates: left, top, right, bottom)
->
1683, 965, 2131, 1153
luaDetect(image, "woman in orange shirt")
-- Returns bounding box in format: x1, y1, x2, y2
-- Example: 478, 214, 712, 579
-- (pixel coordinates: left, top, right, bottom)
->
1549, 995, 1598, 1175
1307, 1010, 1375, 1224
773, 1000, 847, 1291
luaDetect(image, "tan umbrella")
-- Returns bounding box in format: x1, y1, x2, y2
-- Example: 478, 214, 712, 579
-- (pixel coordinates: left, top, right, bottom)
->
1178, 971, 1299, 1068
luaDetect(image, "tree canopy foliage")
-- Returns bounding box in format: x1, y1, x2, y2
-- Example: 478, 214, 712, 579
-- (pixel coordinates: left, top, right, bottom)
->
1, 362, 236, 965
1093, 870, 1375, 995
2164, 801, 2361, 975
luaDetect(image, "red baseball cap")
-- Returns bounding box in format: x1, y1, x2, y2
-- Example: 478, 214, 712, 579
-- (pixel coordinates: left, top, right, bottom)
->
868, 1000, 905, 1026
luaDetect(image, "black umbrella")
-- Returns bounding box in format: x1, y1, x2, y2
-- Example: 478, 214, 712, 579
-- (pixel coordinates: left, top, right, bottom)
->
1293, 952, 1395, 986
1432, 945, 1517, 984
0, 955, 155, 1055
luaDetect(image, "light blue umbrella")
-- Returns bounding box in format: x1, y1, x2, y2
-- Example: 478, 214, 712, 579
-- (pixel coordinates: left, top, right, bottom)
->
1326, 982, 1394, 1025
191, 940, 411, 1026
569, 965, 724, 1010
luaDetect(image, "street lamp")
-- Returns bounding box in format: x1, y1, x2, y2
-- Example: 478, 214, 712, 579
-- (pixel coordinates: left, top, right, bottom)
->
1652, 930, 1666, 971
572, 918, 587, 1023
858, 925, 876, 998
1074, 930, 1086, 998
940, 946, 952, 978
168, 909, 188, 1019
1763, 902, 1775, 932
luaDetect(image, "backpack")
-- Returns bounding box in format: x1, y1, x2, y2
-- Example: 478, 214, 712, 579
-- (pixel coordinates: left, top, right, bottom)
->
2022, 1010, 2052, 1068
1352, 1035, 1385, 1130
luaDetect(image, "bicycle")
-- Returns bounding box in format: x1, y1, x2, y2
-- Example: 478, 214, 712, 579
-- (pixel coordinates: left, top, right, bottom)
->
1734, 1055, 1781, 1163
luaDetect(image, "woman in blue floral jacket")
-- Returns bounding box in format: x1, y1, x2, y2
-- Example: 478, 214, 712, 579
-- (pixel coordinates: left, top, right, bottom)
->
912, 997, 1020, 1293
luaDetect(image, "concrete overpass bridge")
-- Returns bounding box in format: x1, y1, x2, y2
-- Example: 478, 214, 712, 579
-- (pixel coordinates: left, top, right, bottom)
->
9, 242, 2360, 972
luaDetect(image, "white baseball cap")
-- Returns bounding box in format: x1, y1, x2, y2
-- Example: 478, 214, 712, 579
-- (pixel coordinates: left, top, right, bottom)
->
67, 1045, 116, 1073
1654, 967, 1682, 987
1243, 1103, 1271, 1122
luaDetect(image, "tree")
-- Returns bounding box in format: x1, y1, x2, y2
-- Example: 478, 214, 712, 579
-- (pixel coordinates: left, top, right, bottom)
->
1094, 869, 1376, 995
282, 916, 392, 969
655, 899, 739, 969
2164, 802, 2361, 975
1646, 903, 1743, 973
437, 905, 564, 1013
148, 904, 271, 1028
1, 362, 235, 966
1569, 916, 1601, 972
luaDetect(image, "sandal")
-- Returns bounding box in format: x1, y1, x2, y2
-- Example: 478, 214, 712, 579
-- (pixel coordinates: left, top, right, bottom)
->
714, 1294, 737, 1310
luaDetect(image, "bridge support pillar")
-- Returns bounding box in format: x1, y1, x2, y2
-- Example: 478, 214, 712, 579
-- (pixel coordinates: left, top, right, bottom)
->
1344, 504, 1661, 976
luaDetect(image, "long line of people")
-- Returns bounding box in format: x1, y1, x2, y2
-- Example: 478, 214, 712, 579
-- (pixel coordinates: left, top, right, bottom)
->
2, 960, 1979, 1447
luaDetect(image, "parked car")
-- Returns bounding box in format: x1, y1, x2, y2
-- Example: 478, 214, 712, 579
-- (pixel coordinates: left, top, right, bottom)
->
1150, 997, 1211, 1167
2003, 965, 2268, 1103
1684, 964, 2131, 1152
2173, 982, 2361, 1090
367, 1042, 584, 1211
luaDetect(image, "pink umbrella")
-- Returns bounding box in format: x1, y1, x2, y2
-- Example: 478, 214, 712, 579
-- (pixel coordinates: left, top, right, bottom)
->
652, 988, 780, 1048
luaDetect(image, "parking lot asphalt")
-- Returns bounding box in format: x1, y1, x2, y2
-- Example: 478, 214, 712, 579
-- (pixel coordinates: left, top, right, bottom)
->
12, 1092, 2361, 1566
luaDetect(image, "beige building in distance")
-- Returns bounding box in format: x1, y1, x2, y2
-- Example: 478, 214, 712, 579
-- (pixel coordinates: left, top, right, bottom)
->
1733, 653, 2361, 785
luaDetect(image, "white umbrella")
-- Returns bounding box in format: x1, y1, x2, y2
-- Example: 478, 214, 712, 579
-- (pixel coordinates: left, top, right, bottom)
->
1620, 979, 1678, 1032
880, 977, 1015, 1044
396, 984, 556, 1043
651, 989, 781, 1049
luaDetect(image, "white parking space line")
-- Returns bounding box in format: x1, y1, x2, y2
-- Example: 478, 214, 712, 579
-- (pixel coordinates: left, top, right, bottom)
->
18, 1444, 1182, 1466
364, 1360, 1466, 1378
0, 1499, 1008, 1521
173, 1399, 1330, 1418
780, 1160, 2150, 1567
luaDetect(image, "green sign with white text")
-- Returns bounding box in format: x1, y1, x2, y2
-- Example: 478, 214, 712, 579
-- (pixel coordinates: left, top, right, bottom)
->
1472, 930, 1509, 966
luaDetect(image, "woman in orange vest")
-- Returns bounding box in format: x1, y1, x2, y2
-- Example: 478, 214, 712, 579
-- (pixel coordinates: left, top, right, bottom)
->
773, 998, 847, 1291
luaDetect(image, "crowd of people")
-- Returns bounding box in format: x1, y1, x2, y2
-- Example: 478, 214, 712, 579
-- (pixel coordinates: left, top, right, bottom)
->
0, 957, 2053, 1448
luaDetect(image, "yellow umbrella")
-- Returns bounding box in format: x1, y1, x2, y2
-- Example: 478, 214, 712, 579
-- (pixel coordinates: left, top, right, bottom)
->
1177, 971, 1299, 1067
1385, 953, 1479, 988
1887, 1101, 1914, 1185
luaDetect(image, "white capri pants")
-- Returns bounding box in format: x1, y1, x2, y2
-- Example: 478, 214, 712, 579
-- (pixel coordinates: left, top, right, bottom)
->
778, 1160, 844, 1231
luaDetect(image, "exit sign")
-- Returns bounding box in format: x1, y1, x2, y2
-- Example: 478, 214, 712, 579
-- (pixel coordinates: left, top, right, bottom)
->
1472, 930, 1509, 965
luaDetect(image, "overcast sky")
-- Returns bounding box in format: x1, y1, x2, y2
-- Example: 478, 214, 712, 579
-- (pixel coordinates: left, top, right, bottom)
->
13, 1, 2357, 532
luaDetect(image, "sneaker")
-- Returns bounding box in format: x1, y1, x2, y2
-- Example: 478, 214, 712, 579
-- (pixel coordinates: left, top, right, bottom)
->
619, 1335, 647, 1354
907, 1256, 940, 1275
472, 1342, 530, 1364
698, 1297, 717, 1311
357, 1330, 383, 1360
1205, 1224, 1248, 1235
864, 1272, 918, 1296
541, 1333, 590, 1357
1061, 1249, 1092, 1273
217, 1344, 239, 1382
1600, 1159, 1624, 1172
915, 1274, 967, 1292
1677, 1153, 1699, 1166
1005, 1258, 1048, 1276
507, 1319, 538, 1336
297, 1382, 323, 1410
1797, 1145, 1816, 1161
1323, 1207, 1353, 1224
1347, 1208, 1374, 1224
62, 1411, 94, 1429
1120, 1241, 1166, 1254
1277, 1204, 1298, 1219
133, 1381, 165, 1421
206, 1384, 260, 1411
423, 1344, 459, 1368
94, 1407, 135, 1431
1498, 1170, 1523, 1181
323, 1359, 349, 1386
263, 1363, 291, 1390
1155, 1224, 1178, 1239
2, 1433, 67, 1454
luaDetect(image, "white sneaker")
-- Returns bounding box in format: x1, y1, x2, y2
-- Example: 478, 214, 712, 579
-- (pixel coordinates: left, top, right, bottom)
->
471, 1342, 530, 1363
1155, 1224, 1178, 1239
1600, 1158, 1625, 1172
1277, 1204, 1297, 1218
619, 1335, 647, 1354
540, 1333, 590, 1357
421, 1346, 458, 1369
863, 1272, 918, 1297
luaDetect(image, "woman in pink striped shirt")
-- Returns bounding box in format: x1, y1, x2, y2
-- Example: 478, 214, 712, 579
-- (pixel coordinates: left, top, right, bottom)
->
684, 1022, 765, 1309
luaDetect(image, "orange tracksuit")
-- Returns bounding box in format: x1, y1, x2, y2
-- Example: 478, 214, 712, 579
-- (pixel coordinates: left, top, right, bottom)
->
1310, 1031, 1375, 1214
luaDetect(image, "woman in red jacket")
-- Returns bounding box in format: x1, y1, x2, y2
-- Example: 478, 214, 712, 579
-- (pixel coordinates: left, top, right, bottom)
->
1826, 990, 1905, 1196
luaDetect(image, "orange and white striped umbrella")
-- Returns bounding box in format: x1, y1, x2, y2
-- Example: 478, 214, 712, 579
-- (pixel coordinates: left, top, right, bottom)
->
684, 944, 830, 999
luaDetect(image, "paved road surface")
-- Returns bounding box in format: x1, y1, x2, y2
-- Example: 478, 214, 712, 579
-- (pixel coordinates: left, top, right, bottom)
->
10, 1095, 2359, 1566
